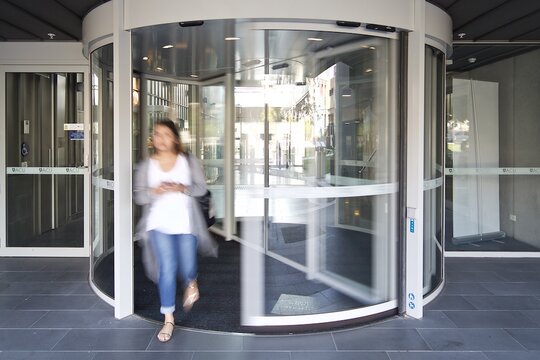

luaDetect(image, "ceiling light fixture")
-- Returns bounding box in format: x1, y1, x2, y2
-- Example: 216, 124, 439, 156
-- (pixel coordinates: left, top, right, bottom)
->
225, 37, 240, 41
457, 32, 467, 39
468, 57, 477, 64
307, 37, 323, 41
47, 33, 56, 39
142, 56, 149, 61
190, 74, 199, 78
365, 68, 373, 73
156, 67, 163, 71
162, 44, 173, 49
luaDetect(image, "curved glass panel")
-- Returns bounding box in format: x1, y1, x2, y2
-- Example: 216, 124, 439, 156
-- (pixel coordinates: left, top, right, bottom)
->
423, 46, 445, 295
132, 20, 400, 326
90, 44, 115, 298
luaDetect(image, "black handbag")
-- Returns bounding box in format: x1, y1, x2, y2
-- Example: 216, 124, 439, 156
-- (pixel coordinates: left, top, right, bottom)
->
196, 190, 216, 227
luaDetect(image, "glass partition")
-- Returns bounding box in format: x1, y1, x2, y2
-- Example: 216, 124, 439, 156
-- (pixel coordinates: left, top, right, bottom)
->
90, 44, 115, 298
423, 46, 445, 294
446, 46, 540, 252
5, 72, 85, 249
132, 19, 401, 327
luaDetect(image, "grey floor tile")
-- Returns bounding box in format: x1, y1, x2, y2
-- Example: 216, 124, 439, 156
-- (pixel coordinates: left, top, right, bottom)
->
0, 310, 46, 327
32, 310, 156, 328
15, 295, 98, 310
194, 352, 291, 360
506, 329, 540, 350
441, 283, 493, 296
418, 329, 524, 351
425, 296, 477, 310
0, 329, 68, 350
520, 310, 540, 326
53, 329, 156, 351
388, 351, 488, 360
0, 271, 65, 282
91, 300, 113, 310
93, 352, 192, 360
332, 329, 429, 351
372, 311, 456, 329
463, 296, 540, 310
291, 352, 390, 360
0, 281, 93, 295
446, 272, 506, 283
444, 310, 538, 328
484, 351, 540, 360
146, 328, 243, 351
0, 258, 47, 271
55, 272, 89, 281
482, 282, 540, 296
40, 258, 89, 272
0, 296, 27, 309
242, 333, 335, 351
496, 271, 540, 282
0, 352, 95, 360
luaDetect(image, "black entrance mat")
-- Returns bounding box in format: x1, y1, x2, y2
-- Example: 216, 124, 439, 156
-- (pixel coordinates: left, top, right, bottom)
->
134, 236, 243, 332
88, 228, 369, 333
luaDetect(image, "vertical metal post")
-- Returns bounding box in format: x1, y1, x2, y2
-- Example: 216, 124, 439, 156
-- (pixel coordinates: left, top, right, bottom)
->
405, 0, 425, 319
113, 0, 134, 319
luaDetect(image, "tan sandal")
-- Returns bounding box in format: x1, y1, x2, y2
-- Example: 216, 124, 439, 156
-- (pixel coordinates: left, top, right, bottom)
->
157, 321, 175, 342
183, 281, 200, 312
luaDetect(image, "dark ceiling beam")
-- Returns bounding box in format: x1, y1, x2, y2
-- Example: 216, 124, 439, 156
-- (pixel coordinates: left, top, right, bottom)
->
4, 0, 79, 40
53, 0, 82, 20
0, 18, 41, 39
510, 23, 540, 41
475, 8, 540, 40
446, 0, 464, 11
451, 46, 539, 72
453, 0, 512, 35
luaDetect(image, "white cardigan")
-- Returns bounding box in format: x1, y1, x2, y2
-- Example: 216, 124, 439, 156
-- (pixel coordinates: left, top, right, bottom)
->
133, 153, 218, 282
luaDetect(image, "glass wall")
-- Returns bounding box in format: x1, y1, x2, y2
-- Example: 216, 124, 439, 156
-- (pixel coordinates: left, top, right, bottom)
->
423, 46, 445, 294
90, 44, 115, 297
446, 47, 540, 252
5, 72, 85, 248
132, 20, 401, 324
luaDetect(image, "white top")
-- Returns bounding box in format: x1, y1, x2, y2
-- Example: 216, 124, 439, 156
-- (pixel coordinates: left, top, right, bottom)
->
146, 154, 192, 234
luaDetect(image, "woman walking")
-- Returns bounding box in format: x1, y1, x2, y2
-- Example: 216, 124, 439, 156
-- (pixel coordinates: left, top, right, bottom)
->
134, 119, 217, 342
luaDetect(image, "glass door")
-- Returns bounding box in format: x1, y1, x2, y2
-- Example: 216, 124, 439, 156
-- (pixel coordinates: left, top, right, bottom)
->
3, 71, 87, 256
235, 26, 400, 325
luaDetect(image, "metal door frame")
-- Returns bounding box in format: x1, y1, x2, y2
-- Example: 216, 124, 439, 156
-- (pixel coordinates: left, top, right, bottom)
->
0, 64, 90, 257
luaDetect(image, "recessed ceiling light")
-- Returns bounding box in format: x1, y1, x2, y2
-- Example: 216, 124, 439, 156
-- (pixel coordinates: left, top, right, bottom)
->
190, 74, 199, 78
162, 44, 173, 49
156, 67, 163, 71
468, 57, 477, 63
142, 56, 149, 61
47, 33, 56, 39
307, 37, 323, 41
365, 68, 373, 73
225, 37, 240, 41
457, 33, 467, 39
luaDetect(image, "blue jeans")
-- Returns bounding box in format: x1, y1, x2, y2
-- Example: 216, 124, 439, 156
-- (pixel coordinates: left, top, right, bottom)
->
148, 230, 198, 314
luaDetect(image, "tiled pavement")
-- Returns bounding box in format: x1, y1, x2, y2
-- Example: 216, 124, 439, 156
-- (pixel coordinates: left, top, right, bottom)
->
1, 256, 540, 359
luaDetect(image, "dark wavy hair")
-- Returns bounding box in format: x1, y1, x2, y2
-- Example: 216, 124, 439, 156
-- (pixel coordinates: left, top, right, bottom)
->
154, 119, 185, 155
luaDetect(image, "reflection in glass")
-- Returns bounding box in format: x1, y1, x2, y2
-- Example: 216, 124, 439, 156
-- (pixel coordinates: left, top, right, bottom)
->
132, 20, 401, 320
91, 44, 115, 298
5, 72, 84, 248
233, 28, 400, 312
446, 47, 540, 252
423, 46, 444, 295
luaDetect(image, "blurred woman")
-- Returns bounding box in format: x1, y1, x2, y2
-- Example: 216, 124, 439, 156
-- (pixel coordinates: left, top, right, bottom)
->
134, 119, 217, 342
